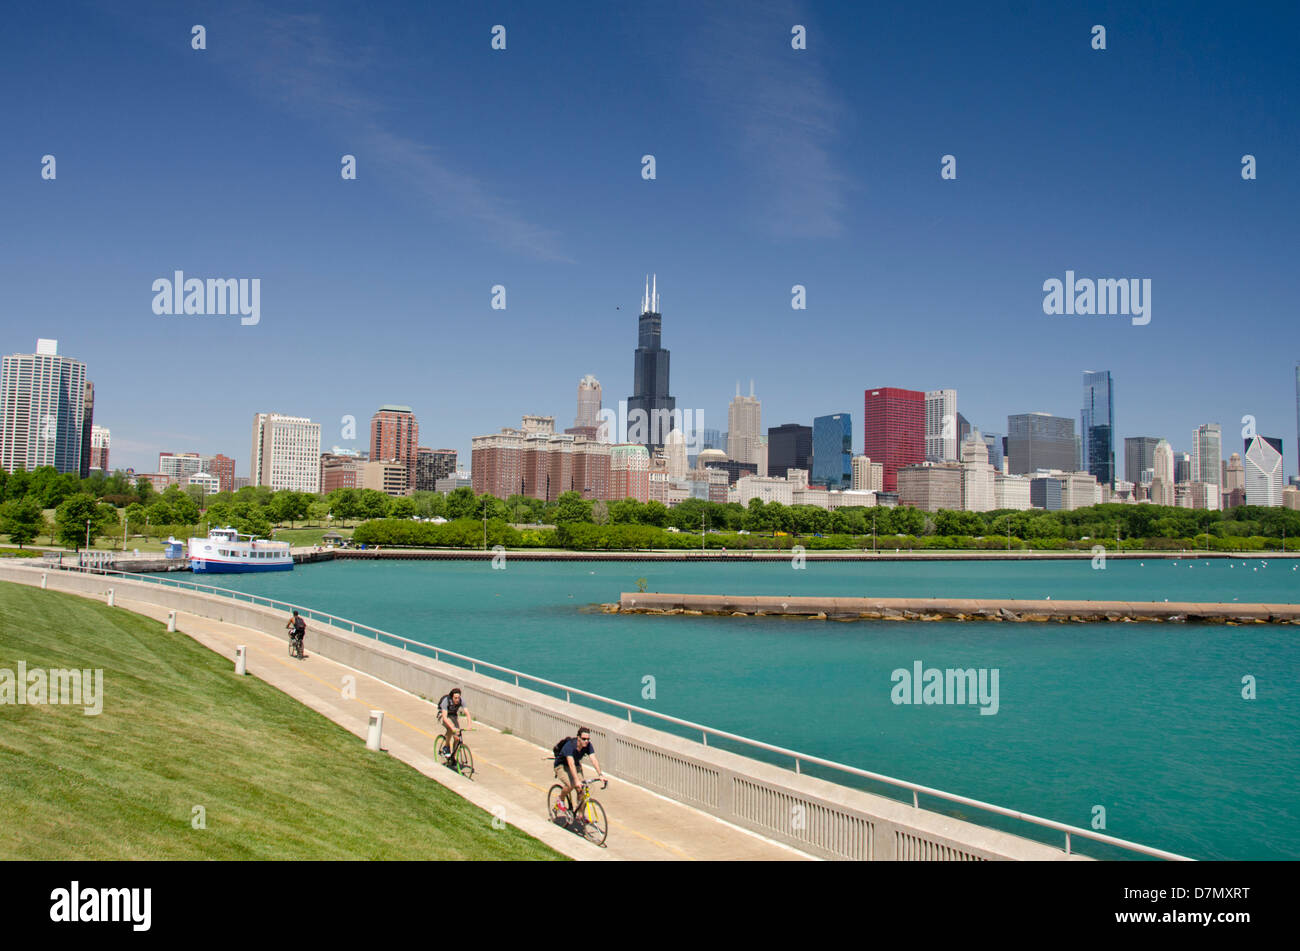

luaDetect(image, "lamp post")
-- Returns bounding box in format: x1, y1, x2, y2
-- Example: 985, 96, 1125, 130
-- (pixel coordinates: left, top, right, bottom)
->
85, 518, 91, 553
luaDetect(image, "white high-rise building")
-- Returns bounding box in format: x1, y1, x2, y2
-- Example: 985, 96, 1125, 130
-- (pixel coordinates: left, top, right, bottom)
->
925, 389, 958, 462
1244, 436, 1283, 506
0, 339, 88, 474
727, 381, 762, 466
1150, 439, 1175, 506
960, 432, 995, 511
251, 413, 322, 493
159, 452, 204, 481
90, 425, 111, 471
1193, 423, 1222, 489
575, 375, 601, 429
994, 473, 1032, 510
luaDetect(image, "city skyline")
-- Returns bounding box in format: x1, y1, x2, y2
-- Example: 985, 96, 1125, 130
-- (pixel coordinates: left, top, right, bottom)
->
2, 2, 1297, 480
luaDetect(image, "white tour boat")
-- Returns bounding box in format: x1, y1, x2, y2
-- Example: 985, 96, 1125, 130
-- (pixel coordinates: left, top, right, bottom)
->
188, 527, 293, 573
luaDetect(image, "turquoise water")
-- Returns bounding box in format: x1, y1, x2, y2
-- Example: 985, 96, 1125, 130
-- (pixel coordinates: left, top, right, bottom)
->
214, 559, 1300, 860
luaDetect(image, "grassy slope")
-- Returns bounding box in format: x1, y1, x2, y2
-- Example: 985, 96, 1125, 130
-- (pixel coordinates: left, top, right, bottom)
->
0, 582, 562, 860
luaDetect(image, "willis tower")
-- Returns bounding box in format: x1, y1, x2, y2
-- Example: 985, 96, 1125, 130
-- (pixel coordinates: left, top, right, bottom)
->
627, 274, 676, 452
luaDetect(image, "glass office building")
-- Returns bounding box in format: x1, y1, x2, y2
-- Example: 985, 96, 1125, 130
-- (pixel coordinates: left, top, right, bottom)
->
812, 413, 852, 489
1081, 370, 1115, 488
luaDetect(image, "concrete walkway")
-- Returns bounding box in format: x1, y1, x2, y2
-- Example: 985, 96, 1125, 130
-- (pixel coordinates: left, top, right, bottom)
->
110, 592, 808, 862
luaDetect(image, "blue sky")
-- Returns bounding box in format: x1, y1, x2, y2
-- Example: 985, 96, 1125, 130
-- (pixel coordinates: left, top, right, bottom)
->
2, 0, 1297, 479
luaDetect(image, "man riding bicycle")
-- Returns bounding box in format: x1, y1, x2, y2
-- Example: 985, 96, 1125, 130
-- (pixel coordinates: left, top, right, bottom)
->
553, 727, 606, 812
437, 688, 472, 768
285, 610, 306, 656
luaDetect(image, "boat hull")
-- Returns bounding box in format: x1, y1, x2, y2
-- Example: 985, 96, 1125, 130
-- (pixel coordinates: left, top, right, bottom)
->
191, 559, 293, 574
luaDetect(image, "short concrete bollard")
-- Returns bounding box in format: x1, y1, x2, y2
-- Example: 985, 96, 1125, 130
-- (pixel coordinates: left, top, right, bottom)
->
366, 710, 385, 751
234, 645, 247, 676
167, 610, 177, 632
106, 588, 115, 607
40, 573, 47, 589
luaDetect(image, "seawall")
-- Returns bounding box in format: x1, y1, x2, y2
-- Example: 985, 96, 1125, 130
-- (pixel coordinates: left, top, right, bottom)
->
615, 592, 1300, 624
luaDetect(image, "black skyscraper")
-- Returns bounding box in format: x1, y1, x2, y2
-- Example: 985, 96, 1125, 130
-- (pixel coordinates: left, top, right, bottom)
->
769, 423, 813, 479
627, 274, 676, 452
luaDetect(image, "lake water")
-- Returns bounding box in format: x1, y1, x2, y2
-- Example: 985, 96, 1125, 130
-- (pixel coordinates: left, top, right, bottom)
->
212, 557, 1300, 860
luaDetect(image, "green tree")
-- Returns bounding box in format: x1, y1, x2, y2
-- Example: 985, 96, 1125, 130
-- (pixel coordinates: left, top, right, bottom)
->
389, 497, 417, 519
445, 487, 478, 521
551, 491, 592, 524
591, 500, 610, 525
0, 497, 43, 547
359, 489, 393, 520
55, 494, 112, 550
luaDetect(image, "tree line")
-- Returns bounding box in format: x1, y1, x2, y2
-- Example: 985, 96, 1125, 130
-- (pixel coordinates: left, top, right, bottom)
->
2, 465, 1297, 551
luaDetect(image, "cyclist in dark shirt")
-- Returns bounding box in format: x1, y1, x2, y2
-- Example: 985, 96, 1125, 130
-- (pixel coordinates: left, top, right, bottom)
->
285, 611, 306, 656
553, 727, 606, 811
437, 688, 472, 768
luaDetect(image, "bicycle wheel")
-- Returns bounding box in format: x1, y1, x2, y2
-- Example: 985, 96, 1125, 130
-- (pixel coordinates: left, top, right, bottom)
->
581, 797, 608, 846
435, 735, 449, 765
546, 785, 567, 824
455, 742, 474, 779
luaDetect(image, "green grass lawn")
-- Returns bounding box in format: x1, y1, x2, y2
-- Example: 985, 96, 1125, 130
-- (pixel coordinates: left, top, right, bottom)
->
0, 582, 563, 860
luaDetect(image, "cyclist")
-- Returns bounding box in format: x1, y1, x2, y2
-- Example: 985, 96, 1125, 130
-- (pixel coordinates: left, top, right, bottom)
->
437, 688, 472, 769
553, 727, 606, 814
285, 610, 306, 657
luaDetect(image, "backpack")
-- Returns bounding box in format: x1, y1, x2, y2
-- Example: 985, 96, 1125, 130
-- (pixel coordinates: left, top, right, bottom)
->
553, 737, 575, 759
293, 616, 305, 633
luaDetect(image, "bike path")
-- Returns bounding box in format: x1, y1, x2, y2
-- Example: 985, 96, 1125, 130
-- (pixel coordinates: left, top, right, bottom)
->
117, 595, 809, 862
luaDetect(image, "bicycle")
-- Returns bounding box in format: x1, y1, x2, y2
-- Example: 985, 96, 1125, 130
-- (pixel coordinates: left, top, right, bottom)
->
435, 729, 474, 779
287, 635, 304, 659
547, 778, 608, 846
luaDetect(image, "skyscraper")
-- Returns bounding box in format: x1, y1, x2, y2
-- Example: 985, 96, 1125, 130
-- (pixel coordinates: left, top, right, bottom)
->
415, 448, 457, 492
370, 405, 419, 492
1007, 413, 1078, 474
1081, 370, 1114, 488
1150, 439, 1175, 505
727, 381, 762, 465
79, 381, 95, 478
1244, 436, 1284, 506
768, 424, 813, 480
0, 339, 88, 474
1124, 436, 1160, 485
863, 387, 925, 491
251, 413, 322, 492
811, 413, 852, 489
575, 375, 601, 429
924, 389, 957, 462
1193, 423, 1222, 489
89, 425, 110, 472
627, 275, 675, 452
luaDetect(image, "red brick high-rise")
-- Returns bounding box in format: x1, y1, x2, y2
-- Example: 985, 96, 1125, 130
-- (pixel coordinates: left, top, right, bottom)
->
370, 405, 418, 494
209, 453, 236, 494
863, 387, 925, 491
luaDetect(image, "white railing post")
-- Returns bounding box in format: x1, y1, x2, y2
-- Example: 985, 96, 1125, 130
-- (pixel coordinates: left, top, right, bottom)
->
366, 711, 385, 751
234, 646, 247, 676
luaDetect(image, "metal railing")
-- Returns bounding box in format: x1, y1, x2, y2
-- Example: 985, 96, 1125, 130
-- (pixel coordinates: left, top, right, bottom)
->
28, 561, 1191, 860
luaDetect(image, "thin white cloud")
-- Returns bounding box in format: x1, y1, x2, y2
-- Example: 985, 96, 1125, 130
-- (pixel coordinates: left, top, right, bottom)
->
213, 9, 572, 262
687, 2, 850, 238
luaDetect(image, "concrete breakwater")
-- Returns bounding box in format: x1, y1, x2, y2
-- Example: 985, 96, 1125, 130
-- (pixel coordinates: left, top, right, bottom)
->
613, 592, 1300, 624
